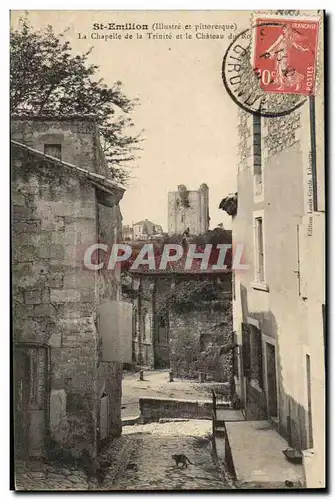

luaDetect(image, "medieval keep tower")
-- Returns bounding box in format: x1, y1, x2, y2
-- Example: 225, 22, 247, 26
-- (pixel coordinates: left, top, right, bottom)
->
168, 183, 209, 235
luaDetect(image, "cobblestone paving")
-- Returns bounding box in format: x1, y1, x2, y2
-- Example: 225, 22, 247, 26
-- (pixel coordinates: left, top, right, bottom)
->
14, 422, 231, 491
15, 460, 90, 491
122, 370, 229, 418
108, 420, 231, 491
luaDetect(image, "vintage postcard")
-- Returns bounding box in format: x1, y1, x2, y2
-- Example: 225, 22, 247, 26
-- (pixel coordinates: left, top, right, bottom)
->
11, 9, 326, 491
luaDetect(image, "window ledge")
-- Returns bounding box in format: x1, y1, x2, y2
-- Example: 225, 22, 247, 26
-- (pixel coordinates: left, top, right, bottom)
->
251, 281, 269, 292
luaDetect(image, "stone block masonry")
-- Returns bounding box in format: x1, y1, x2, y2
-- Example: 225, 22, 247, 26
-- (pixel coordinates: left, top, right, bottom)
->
168, 184, 209, 236
12, 146, 99, 458
11, 115, 110, 178
12, 116, 126, 465
169, 307, 233, 383
139, 397, 215, 423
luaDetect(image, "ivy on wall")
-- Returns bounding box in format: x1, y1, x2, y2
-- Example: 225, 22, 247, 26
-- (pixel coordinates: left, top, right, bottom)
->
156, 279, 231, 314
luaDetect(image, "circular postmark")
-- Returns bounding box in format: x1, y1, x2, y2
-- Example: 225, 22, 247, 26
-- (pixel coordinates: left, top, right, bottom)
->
222, 22, 308, 117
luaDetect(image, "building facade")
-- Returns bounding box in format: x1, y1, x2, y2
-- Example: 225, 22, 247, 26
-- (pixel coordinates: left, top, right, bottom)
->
12, 116, 132, 467
221, 79, 325, 485
168, 184, 209, 235
133, 219, 163, 240
122, 225, 133, 241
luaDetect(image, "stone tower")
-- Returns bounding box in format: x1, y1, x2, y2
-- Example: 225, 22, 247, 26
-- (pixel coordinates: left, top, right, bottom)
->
168, 183, 209, 235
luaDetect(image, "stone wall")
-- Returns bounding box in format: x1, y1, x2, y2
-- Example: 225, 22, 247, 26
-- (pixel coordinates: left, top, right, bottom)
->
139, 397, 215, 423
12, 144, 98, 458
12, 138, 124, 461
169, 307, 233, 383
11, 115, 110, 178
168, 184, 209, 236
132, 274, 233, 380
133, 275, 155, 369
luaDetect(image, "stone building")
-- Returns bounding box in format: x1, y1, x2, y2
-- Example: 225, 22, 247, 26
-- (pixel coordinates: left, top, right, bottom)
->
133, 219, 163, 241
220, 50, 325, 487
130, 263, 233, 384
168, 184, 209, 235
122, 224, 133, 241
12, 116, 132, 466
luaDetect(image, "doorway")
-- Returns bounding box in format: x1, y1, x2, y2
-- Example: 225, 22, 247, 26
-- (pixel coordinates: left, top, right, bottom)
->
154, 314, 170, 369
266, 342, 278, 417
14, 344, 49, 458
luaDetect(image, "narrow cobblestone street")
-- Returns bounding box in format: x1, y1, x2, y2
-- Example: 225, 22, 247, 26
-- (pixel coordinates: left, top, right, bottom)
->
15, 421, 231, 491
106, 420, 231, 491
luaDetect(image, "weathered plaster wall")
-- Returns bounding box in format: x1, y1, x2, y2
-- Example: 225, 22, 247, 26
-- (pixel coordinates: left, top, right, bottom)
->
233, 90, 325, 479
96, 200, 124, 440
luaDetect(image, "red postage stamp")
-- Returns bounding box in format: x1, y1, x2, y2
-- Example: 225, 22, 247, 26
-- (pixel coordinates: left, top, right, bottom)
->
253, 18, 319, 96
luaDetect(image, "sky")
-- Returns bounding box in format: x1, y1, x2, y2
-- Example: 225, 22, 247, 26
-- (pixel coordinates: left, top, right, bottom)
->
11, 10, 253, 231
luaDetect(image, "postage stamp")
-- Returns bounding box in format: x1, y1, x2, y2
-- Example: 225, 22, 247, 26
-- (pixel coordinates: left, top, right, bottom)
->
222, 25, 307, 117
253, 18, 319, 96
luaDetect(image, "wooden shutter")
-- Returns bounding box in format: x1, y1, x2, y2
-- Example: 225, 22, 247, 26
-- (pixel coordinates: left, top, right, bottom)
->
233, 332, 239, 378
242, 323, 251, 379
255, 328, 264, 389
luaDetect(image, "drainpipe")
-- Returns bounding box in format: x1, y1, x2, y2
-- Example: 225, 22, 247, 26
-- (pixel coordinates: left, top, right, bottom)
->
309, 96, 318, 211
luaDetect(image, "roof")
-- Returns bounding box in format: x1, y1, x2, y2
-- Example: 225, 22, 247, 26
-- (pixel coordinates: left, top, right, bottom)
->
134, 220, 155, 226
11, 140, 125, 194
126, 244, 232, 276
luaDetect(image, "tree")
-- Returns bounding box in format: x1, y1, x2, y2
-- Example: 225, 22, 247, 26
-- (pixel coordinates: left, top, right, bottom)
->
10, 16, 142, 184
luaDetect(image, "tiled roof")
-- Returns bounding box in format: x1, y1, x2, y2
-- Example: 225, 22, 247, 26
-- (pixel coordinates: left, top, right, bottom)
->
126, 245, 231, 275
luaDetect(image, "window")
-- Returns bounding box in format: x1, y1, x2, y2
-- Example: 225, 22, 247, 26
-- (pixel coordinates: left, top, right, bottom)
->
253, 115, 262, 196
44, 144, 62, 160
255, 217, 265, 282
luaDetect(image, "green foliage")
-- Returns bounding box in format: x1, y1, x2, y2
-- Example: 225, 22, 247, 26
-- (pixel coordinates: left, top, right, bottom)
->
157, 279, 231, 314
10, 16, 142, 184
162, 228, 232, 246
